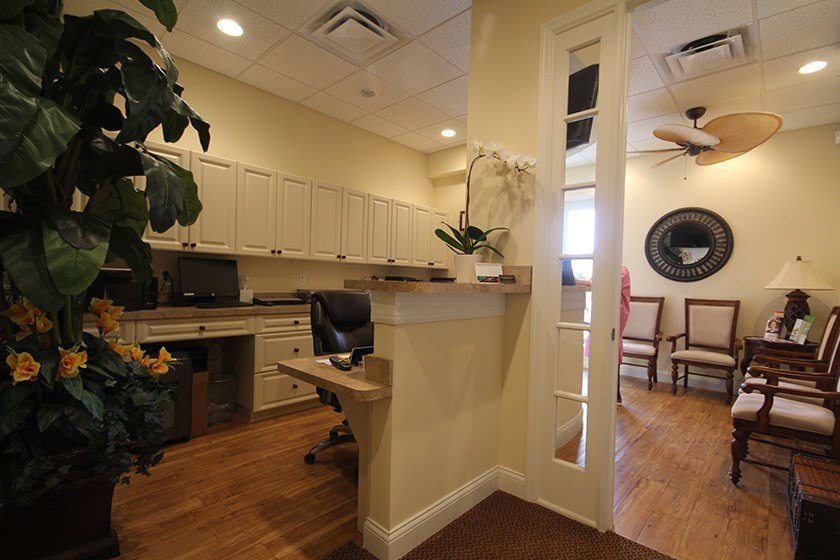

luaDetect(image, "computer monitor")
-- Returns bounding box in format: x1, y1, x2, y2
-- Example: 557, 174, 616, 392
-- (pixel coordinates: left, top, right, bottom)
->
179, 257, 239, 300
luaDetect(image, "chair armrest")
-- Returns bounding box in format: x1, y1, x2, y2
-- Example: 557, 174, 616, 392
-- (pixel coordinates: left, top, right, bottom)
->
755, 347, 819, 360
746, 365, 833, 382
734, 338, 742, 362
741, 383, 840, 401
654, 331, 664, 342
753, 354, 825, 368
666, 333, 685, 343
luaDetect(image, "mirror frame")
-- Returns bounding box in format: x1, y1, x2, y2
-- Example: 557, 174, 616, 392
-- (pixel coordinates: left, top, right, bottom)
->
644, 207, 733, 282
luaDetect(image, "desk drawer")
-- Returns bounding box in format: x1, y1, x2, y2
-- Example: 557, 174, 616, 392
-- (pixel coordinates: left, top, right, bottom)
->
255, 315, 310, 334
135, 317, 253, 343
254, 372, 316, 411
83, 322, 135, 343
255, 333, 313, 372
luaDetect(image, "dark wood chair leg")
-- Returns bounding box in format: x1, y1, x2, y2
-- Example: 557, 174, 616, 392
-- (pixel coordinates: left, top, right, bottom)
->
646, 361, 654, 391
729, 427, 749, 485
653, 360, 658, 384
671, 361, 679, 395
683, 364, 689, 388
725, 369, 734, 405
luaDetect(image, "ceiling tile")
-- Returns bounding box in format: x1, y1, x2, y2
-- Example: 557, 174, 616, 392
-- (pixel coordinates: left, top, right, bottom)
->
698, 95, 765, 122
233, 0, 332, 29
627, 113, 684, 142
416, 76, 468, 116
176, 0, 290, 61
324, 71, 410, 112
630, 29, 646, 59
628, 88, 679, 122
366, 41, 461, 94
632, 0, 752, 54
239, 65, 316, 102
629, 57, 665, 95
631, 137, 680, 151
351, 114, 407, 138
391, 132, 443, 152
779, 101, 840, 130
765, 76, 840, 113
669, 63, 761, 109
415, 119, 467, 145
162, 30, 254, 78
260, 35, 358, 89
565, 154, 592, 168
763, 43, 840, 90
756, 0, 826, 19
457, 113, 468, 123
301, 92, 367, 122
363, 0, 471, 37
375, 97, 449, 130
759, 0, 840, 60
418, 10, 471, 72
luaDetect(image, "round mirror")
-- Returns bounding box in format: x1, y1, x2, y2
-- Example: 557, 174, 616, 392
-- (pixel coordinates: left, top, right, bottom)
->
645, 208, 733, 282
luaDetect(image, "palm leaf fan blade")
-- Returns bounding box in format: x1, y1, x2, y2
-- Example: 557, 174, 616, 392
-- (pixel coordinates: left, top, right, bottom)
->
652, 150, 687, 168
702, 112, 782, 154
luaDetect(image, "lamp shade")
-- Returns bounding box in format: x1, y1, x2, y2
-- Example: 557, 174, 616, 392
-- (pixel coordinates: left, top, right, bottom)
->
765, 256, 834, 291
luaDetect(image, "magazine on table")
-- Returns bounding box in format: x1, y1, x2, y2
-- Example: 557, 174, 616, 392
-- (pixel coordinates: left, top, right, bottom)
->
763, 311, 784, 341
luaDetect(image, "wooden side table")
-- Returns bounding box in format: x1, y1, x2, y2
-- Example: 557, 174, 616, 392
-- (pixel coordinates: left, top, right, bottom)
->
789, 453, 840, 559
740, 336, 819, 375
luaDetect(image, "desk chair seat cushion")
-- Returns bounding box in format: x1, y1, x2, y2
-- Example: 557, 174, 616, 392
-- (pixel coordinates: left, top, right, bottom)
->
731, 393, 834, 435
623, 341, 656, 356
671, 349, 736, 367
740, 378, 825, 405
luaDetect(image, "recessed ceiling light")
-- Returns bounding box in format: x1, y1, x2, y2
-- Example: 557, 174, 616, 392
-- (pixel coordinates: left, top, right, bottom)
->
798, 60, 827, 74
217, 19, 243, 37
360, 89, 376, 98
440, 128, 457, 138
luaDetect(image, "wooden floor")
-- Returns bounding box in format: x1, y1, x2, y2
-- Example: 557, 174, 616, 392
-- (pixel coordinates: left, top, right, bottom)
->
113, 377, 799, 560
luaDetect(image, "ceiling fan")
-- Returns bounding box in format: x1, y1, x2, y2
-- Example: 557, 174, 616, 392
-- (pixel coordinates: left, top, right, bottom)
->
630, 107, 783, 168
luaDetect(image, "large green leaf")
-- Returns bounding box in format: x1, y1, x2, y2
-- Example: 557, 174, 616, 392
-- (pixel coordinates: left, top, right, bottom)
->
93, 9, 177, 83
80, 389, 104, 420
37, 405, 62, 432
23, 7, 62, 61
107, 224, 153, 283
140, 150, 184, 231
434, 228, 465, 253
116, 50, 169, 144
168, 94, 210, 151
75, 135, 143, 195
0, 24, 46, 96
47, 209, 111, 250
157, 157, 201, 227
138, 0, 178, 32
0, 228, 64, 311
0, 77, 79, 189
0, 0, 34, 19
62, 375, 83, 400
43, 216, 111, 295
91, 178, 148, 235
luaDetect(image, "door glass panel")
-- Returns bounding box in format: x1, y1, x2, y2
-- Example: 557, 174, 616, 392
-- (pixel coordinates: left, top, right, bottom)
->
564, 40, 599, 183
555, 401, 587, 468
565, 117, 598, 184
562, 188, 595, 255
556, 329, 588, 396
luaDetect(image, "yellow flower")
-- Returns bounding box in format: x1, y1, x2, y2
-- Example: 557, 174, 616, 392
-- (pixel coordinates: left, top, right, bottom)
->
147, 360, 170, 377
2, 301, 34, 326
129, 345, 146, 363
108, 340, 131, 359
6, 352, 40, 385
35, 315, 53, 334
95, 311, 120, 334
156, 347, 175, 364
89, 298, 113, 316
57, 347, 88, 379
106, 305, 124, 320
14, 323, 33, 341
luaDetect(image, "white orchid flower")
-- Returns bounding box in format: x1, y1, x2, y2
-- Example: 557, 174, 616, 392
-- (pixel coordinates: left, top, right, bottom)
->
473, 139, 485, 156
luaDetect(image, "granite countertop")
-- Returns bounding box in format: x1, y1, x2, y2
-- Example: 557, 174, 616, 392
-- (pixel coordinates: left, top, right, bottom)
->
345, 265, 532, 294
85, 303, 311, 322
277, 355, 392, 402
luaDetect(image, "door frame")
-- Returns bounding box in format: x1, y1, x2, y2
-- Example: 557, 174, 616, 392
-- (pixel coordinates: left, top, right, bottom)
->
526, 0, 631, 531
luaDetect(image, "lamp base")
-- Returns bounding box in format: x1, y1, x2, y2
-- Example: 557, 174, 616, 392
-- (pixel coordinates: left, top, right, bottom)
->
783, 289, 810, 335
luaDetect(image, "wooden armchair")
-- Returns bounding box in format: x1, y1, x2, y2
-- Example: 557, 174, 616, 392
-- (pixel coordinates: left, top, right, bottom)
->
621, 296, 665, 390
668, 298, 741, 403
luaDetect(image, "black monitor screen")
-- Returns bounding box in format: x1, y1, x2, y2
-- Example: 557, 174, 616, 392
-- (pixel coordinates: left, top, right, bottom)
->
179, 257, 239, 298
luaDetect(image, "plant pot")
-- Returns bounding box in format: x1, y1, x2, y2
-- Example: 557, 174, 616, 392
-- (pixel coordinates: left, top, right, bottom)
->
0, 474, 120, 560
454, 253, 484, 283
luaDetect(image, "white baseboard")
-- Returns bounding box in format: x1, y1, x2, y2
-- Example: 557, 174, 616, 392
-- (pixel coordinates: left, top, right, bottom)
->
554, 409, 584, 450
620, 365, 733, 394
363, 466, 526, 560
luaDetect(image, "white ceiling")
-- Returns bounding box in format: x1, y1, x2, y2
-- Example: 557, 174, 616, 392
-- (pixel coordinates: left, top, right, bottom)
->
567, 0, 840, 168
64, 0, 471, 153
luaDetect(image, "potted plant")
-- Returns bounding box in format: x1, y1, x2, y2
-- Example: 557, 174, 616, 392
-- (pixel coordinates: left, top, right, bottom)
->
434, 140, 535, 283
0, 1, 208, 558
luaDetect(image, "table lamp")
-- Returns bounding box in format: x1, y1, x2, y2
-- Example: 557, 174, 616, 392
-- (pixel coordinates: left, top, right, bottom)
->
765, 256, 834, 333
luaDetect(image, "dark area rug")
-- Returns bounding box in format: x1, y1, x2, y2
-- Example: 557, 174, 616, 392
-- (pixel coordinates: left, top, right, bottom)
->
321, 491, 672, 559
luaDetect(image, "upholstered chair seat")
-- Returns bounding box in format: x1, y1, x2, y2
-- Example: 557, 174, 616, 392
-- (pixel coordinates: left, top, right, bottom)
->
622, 341, 656, 356
731, 393, 835, 435
739, 377, 825, 404
671, 349, 736, 366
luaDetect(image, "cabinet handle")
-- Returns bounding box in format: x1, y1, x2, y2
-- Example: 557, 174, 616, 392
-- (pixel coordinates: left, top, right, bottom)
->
292, 384, 299, 390
277, 249, 282, 255
428, 262, 434, 266
181, 242, 188, 248
293, 320, 300, 325
336, 254, 342, 259
341, 255, 347, 259
190, 242, 196, 248
198, 325, 206, 332
270, 249, 276, 254
293, 348, 299, 353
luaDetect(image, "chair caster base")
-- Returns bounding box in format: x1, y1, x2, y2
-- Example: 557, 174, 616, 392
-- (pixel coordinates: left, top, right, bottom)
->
304, 453, 316, 464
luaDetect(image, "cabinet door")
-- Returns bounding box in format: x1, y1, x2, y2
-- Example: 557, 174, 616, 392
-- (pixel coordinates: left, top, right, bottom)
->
190, 152, 237, 254
391, 199, 413, 266
141, 143, 191, 251
367, 195, 392, 265
411, 204, 432, 266
276, 173, 311, 259
430, 209, 449, 268
236, 163, 276, 257
310, 182, 343, 261
341, 188, 368, 263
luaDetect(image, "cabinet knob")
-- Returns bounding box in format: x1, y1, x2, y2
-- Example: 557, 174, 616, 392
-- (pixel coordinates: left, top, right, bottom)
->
181, 242, 189, 248
341, 255, 347, 259
270, 249, 276, 254
190, 242, 196, 248
336, 254, 342, 259
292, 384, 299, 390
293, 348, 299, 353
428, 262, 434, 266
198, 325, 206, 332
277, 249, 282, 254
293, 320, 300, 325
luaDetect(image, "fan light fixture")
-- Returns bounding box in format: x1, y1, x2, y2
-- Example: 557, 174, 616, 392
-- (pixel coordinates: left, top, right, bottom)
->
217, 19, 244, 37
440, 129, 457, 138
798, 60, 827, 74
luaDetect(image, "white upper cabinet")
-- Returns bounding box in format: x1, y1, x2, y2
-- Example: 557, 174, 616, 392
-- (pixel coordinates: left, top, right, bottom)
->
411, 204, 433, 266
390, 200, 413, 266
190, 152, 237, 254
275, 173, 311, 259
430, 209, 449, 268
310, 182, 343, 262
142, 143, 191, 251
367, 195, 392, 265
236, 163, 276, 257
341, 189, 368, 263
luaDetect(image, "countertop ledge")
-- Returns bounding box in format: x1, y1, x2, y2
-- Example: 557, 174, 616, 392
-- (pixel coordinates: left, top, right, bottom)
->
345, 265, 532, 294
86, 304, 310, 322
277, 356, 392, 402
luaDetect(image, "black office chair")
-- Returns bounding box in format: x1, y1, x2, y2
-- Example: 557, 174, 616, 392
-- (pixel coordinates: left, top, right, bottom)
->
304, 290, 373, 464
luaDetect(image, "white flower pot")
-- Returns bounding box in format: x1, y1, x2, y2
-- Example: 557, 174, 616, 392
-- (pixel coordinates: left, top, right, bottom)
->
454, 253, 483, 283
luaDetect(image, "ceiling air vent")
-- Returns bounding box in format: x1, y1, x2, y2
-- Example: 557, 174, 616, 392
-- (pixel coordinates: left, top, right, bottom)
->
307, 3, 401, 65
658, 27, 755, 83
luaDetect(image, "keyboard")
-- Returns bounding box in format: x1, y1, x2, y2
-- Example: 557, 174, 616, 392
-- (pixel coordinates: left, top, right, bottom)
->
195, 301, 253, 309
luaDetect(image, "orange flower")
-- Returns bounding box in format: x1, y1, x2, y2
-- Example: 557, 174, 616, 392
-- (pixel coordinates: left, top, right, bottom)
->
6, 352, 40, 385
95, 311, 120, 334
129, 345, 146, 363
156, 347, 174, 364
2, 300, 34, 326
108, 340, 131, 359
35, 315, 53, 334
106, 305, 125, 320
57, 346, 88, 379
14, 323, 33, 342
145, 347, 176, 377
89, 298, 113, 316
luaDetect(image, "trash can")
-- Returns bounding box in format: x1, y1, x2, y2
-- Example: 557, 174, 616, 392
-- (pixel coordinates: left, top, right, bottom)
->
208, 373, 237, 426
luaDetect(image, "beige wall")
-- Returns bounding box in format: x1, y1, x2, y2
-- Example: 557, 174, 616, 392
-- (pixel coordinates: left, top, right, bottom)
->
145, 57, 436, 293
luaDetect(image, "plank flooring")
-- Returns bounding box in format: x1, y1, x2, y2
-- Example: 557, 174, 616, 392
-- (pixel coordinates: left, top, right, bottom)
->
112, 377, 800, 560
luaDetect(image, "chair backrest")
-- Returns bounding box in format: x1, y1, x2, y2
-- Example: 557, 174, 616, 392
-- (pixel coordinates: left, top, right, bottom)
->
310, 291, 374, 355
623, 296, 665, 343
817, 306, 840, 362
685, 298, 740, 353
